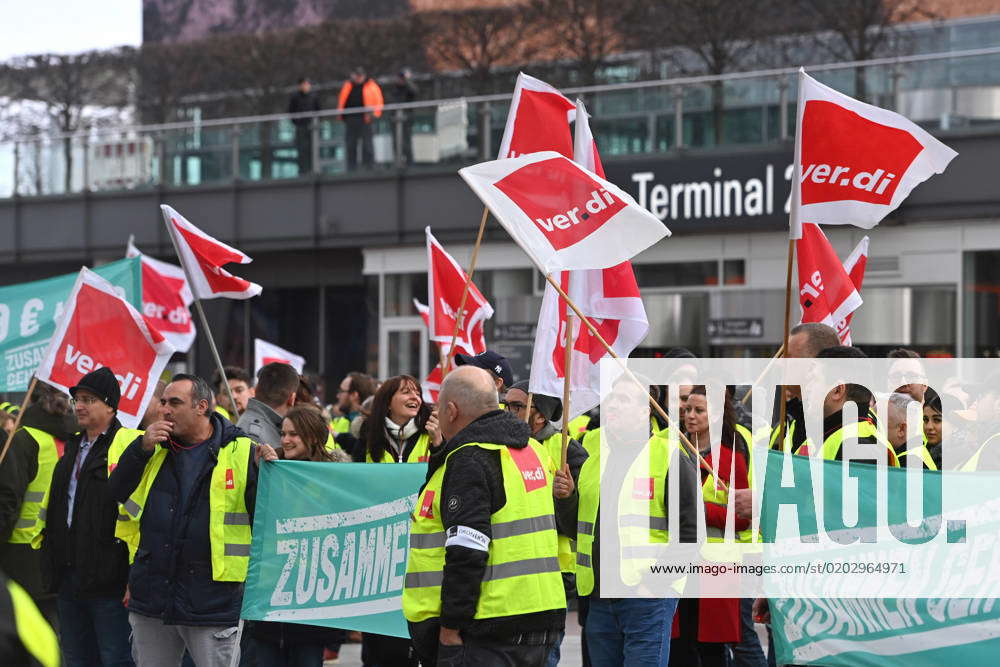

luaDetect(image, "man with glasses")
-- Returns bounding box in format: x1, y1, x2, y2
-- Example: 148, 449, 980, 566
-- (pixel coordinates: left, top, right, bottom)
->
47, 367, 140, 666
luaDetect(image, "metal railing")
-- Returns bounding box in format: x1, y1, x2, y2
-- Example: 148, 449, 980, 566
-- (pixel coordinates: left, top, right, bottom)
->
3, 46, 1000, 199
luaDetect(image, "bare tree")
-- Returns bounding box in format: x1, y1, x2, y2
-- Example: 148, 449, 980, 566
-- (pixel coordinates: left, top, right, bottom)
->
420, 6, 541, 94
528, 0, 628, 86
803, 0, 937, 102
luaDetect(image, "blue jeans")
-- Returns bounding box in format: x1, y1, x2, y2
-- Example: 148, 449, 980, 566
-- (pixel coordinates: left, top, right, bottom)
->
585, 597, 678, 667
545, 629, 565, 666
731, 598, 768, 667
57, 582, 133, 667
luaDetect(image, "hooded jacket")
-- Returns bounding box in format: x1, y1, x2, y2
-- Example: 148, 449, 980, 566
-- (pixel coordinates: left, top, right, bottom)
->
411, 410, 566, 641
109, 413, 257, 626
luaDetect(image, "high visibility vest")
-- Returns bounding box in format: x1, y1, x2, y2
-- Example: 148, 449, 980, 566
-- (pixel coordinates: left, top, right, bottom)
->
961, 434, 1000, 472
324, 432, 344, 453
769, 418, 801, 453
536, 431, 576, 573
403, 440, 565, 623
568, 415, 590, 438
576, 431, 678, 596
116, 437, 253, 581
702, 425, 754, 544
6, 577, 59, 667
899, 445, 938, 471
815, 421, 899, 466
9, 427, 58, 549
214, 405, 232, 422
331, 416, 351, 435
105, 427, 145, 557
364, 433, 431, 463
581, 419, 662, 461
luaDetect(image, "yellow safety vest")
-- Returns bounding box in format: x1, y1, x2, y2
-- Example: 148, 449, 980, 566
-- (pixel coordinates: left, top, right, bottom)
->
214, 405, 232, 422
9, 427, 58, 549
7, 577, 59, 667
701, 425, 754, 544
899, 445, 938, 471
105, 427, 145, 558
116, 437, 253, 581
817, 421, 899, 466
536, 431, 577, 573
331, 416, 351, 435
568, 414, 590, 438
365, 433, 431, 463
403, 440, 565, 623
576, 431, 678, 595
960, 433, 1000, 472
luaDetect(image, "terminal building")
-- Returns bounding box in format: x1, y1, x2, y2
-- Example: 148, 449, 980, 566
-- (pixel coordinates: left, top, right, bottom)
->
2, 13, 1000, 395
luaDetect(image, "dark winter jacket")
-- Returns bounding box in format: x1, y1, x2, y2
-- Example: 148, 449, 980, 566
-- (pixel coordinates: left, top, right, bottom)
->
0, 404, 75, 601
288, 90, 320, 127
411, 410, 566, 641
109, 413, 258, 626
44, 418, 131, 598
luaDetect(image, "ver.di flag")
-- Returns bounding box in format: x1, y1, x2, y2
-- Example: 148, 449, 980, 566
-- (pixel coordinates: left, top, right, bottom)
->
796, 223, 863, 338
161, 204, 262, 300
126, 239, 196, 353
789, 69, 957, 239
459, 151, 670, 273
33, 268, 175, 429
530, 100, 650, 418
838, 235, 870, 345
241, 460, 428, 637
425, 228, 493, 355
254, 338, 305, 375
497, 73, 576, 160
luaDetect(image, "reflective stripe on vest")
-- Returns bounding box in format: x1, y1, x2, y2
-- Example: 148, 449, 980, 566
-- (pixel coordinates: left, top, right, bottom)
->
117, 437, 253, 581
365, 433, 431, 463
106, 427, 145, 555
9, 427, 58, 549
402, 440, 565, 623
537, 432, 576, 573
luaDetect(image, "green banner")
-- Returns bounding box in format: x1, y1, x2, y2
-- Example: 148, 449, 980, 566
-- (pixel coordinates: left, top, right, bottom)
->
764, 451, 1000, 665
242, 461, 428, 638
0, 257, 142, 392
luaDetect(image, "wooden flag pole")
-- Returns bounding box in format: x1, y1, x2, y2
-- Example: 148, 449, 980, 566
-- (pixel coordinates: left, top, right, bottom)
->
444, 207, 490, 376
776, 238, 796, 451
561, 312, 574, 469
739, 343, 785, 406
164, 219, 241, 417
524, 393, 533, 424
0, 377, 37, 466
543, 273, 724, 489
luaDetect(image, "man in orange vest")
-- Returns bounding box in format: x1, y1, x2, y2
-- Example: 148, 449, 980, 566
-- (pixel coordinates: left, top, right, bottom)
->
338, 66, 384, 171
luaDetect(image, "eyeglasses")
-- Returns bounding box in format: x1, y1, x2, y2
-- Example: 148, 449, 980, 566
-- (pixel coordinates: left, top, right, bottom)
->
505, 402, 527, 413
70, 395, 101, 406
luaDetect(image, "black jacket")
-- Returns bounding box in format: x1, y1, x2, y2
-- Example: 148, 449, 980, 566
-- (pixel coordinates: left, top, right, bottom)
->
44, 418, 132, 598
413, 410, 566, 640
288, 90, 320, 127
109, 413, 258, 626
0, 404, 75, 600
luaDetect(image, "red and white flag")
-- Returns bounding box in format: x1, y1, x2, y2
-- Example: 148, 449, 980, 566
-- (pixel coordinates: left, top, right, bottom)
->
790, 69, 957, 239
797, 223, 863, 341
34, 268, 175, 429
161, 204, 262, 300
836, 236, 870, 345
414, 299, 484, 358
425, 228, 493, 355
529, 100, 650, 419
421, 363, 445, 405
497, 73, 577, 160
254, 338, 305, 375
460, 151, 669, 273
126, 239, 196, 353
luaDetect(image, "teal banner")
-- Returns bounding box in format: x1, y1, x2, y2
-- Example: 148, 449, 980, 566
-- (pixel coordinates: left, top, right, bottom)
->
242, 461, 428, 638
0, 257, 142, 392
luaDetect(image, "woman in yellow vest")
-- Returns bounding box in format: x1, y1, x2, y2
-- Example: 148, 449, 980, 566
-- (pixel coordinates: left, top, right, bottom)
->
251, 405, 350, 665
357, 375, 441, 464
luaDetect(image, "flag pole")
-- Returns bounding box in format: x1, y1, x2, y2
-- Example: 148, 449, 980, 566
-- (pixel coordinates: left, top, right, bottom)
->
163, 217, 241, 418
444, 207, 489, 376
775, 238, 796, 450
543, 273, 723, 489
560, 312, 574, 469
524, 393, 533, 424
740, 343, 785, 406
0, 377, 37, 466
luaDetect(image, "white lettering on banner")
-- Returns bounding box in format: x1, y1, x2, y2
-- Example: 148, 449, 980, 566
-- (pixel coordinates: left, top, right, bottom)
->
0, 304, 8, 342
268, 519, 410, 608
144, 302, 191, 326
801, 163, 897, 194
533, 189, 616, 232
20, 298, 43, 337
631, 164, 785, 222
62, 344, 143, 400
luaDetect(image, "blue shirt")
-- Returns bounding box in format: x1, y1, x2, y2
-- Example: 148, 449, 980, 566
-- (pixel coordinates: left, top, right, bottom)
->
67, 431, 103, 526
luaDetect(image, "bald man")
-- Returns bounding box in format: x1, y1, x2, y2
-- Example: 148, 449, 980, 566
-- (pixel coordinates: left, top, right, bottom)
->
403, 366, 566, 665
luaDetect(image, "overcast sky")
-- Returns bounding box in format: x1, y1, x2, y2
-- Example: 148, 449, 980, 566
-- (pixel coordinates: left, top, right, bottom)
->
0, 0, 141, 61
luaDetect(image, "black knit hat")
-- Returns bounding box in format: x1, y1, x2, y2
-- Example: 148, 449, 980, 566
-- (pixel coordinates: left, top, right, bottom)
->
70, 367, 121, 410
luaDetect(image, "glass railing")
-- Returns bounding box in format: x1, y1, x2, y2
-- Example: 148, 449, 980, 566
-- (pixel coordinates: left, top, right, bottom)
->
2, 46, 999, 199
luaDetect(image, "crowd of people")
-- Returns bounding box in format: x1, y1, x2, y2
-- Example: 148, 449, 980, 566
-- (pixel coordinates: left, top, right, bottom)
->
0, 324, 982, 666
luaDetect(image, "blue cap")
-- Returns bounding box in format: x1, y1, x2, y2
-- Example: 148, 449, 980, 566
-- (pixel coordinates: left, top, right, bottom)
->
454, 350, 513, 388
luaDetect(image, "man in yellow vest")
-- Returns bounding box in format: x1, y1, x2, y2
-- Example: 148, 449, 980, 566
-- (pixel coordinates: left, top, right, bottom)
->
46, 367, 138, 665
404, 366, 566, 665
109, 374, 259, 666
0, 382, 74, 621
331, 372, 376, 437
